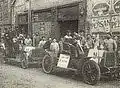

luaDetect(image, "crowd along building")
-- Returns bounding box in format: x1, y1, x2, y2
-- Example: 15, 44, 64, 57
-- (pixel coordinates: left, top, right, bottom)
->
1, 0, 120, 41
11, 0, 87, 40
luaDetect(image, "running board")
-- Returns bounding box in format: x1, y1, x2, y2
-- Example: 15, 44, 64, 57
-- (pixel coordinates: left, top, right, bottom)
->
66, 68, 77, 71
6, 58, 21, 62
56, 67, 77, 71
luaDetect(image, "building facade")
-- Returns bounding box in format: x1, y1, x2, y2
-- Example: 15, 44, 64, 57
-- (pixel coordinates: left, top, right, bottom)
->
2, 0, 120, 40
0, 0, 12, 33
12, 0, 87, 40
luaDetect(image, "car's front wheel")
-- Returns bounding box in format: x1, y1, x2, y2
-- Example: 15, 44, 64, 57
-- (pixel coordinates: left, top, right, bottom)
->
82, 60, 100, 85
42, 55, 54, 74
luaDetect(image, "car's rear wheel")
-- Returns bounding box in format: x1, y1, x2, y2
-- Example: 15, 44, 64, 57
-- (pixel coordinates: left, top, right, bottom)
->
42, 55, 54, 74
82, 60, 100, 85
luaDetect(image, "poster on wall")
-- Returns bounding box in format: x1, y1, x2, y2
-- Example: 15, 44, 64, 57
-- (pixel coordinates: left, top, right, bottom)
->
32, 22, 51, 38
92, 3, 109, 16
91, 15, 120, 33
114, 0, 120, 13
111, 15, 120, 32
91, 16, 110, 33
87, 0, 110, 17
88, 0, 120, 33
87, 0, 111, 33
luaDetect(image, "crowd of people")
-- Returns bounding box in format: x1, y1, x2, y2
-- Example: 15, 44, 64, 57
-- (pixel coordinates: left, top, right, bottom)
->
0, 28, 120, 58
1, 31, 32, 56
37, 30, 120, 58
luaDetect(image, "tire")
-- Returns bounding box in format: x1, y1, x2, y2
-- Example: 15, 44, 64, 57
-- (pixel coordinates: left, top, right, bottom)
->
21, 54, 28, 69
82, 60, 101, 85
42, 55, 54, 74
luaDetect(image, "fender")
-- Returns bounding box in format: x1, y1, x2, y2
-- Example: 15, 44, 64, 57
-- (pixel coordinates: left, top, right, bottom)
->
90, 57, 102, 64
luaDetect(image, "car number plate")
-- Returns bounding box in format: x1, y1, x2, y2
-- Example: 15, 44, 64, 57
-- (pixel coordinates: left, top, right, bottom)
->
57, 54, 70, 68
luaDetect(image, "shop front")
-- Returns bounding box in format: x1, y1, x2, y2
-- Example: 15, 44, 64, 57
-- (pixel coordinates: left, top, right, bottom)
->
17, 13, 28, 36
32, 9, 52, 39
57, 4, 79, 37
32, 1, 87, 40
12, 0, 87, 43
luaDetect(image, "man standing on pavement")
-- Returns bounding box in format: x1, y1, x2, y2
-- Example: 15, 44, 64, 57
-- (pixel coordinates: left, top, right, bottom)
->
104, 34, 117, 52
38, 36, 46, 48
50, 39, 59, 57
43, 37, 52, 51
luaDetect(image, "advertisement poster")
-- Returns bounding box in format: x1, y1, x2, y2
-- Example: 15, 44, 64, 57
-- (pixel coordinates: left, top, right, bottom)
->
87, 0, 120, 33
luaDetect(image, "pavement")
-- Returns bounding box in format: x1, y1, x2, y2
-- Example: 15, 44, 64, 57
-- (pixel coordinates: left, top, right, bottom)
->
0, 62, 120, 88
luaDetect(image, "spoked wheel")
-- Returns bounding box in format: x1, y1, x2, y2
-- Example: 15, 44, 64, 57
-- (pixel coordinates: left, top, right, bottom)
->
20, 54, 28, 69
82, 60, 100, 85
42, 55, 54, 74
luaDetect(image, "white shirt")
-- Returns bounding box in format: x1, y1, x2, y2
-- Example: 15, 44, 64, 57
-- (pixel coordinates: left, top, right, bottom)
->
50, 42, 59, 52
64, 35, 72, 39
38, 40, 46, 48
25, 38, 32, 46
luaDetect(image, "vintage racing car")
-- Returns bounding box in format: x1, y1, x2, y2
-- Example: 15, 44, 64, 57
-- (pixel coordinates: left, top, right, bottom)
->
42, 43, 120, 85
3, 45, 46, 69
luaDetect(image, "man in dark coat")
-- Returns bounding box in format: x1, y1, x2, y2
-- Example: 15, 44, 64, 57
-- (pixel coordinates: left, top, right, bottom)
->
43, 38, 52, 51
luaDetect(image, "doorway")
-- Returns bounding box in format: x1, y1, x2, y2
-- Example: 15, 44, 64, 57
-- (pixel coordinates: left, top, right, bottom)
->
18, 24, 28, 36
58, 20, 78, 37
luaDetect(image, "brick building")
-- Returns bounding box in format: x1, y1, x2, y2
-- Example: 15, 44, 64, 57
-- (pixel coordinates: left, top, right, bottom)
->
12, 0, 87, 40
0, 0, 13, 34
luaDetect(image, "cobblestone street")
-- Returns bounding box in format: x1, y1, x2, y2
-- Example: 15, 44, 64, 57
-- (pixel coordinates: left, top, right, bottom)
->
0, 63, 120, 88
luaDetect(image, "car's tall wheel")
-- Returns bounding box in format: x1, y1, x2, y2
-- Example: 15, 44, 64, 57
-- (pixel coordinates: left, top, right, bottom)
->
42, 55, 54, 74
82, 60, 100, 85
